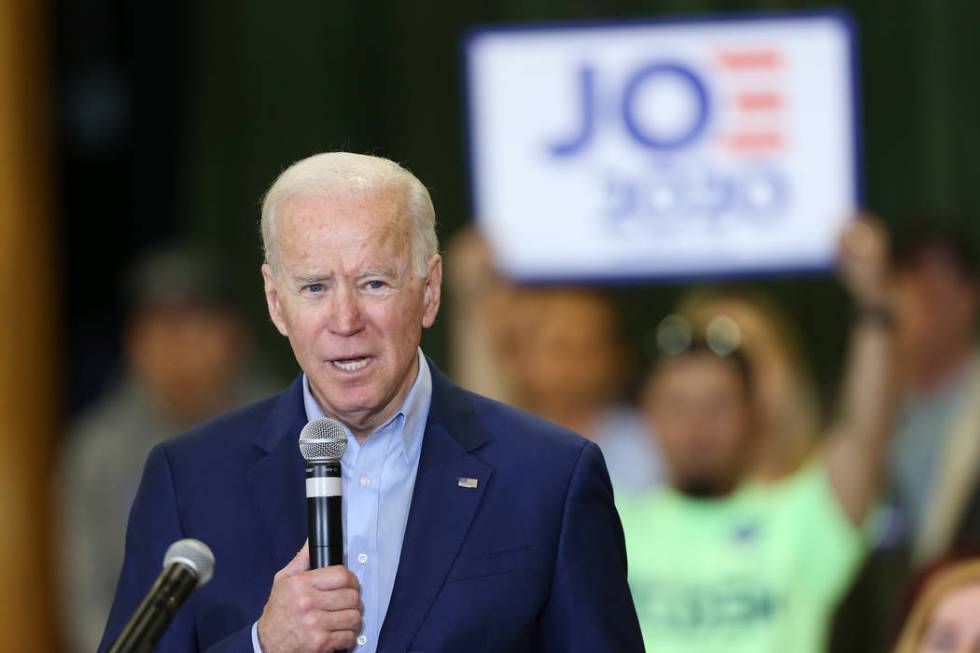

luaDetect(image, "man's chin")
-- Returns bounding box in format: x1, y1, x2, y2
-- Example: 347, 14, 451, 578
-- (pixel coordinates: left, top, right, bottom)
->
675, 473, 738, 499
322, 396, 378, 420
309, 381, 378, 416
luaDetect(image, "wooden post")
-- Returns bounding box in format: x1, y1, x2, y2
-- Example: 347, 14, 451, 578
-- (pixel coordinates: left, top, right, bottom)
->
0, 0, 58, 650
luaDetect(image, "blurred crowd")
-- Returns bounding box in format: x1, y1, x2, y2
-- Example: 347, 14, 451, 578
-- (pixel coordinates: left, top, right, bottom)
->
59, 217, 980, 653
58, 245, 279, 652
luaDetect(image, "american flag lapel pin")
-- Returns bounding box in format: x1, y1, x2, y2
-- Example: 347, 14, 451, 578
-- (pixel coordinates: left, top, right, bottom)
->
457, 477, 479, 489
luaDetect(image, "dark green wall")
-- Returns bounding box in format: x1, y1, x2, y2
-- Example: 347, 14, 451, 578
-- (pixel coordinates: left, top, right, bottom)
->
178, 0, 980, 402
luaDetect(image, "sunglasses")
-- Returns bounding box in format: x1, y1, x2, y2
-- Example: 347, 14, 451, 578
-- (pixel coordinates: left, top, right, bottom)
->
644, 313, 754, 389
648, 313, 743, 358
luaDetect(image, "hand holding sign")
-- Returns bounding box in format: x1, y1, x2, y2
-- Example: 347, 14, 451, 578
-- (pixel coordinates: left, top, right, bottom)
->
838, 216, 892, 310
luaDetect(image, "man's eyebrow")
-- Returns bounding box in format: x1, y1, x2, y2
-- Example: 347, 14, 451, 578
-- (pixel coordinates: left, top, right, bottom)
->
294, 273, 333, 284
359, 267, 398, 279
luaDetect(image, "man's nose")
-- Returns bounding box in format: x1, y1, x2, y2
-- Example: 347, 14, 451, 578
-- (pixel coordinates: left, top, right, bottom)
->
328, 289, 365, 336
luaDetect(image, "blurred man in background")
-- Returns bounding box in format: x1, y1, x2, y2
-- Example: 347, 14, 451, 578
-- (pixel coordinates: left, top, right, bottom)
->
889, 225, 980, 563
448, 227, 661, 496
509, 288, 660, 495
619, 219, 898, 653
676, 288, 822, 482
58, 245, 277, 653
832, 224, 980, 653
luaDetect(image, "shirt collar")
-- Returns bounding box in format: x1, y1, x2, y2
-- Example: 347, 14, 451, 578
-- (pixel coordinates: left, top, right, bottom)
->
302, 348, 431, 461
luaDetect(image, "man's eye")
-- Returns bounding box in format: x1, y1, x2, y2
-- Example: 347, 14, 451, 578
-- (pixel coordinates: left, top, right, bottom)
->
366, 280, 386, 290
305, 283, 324, 293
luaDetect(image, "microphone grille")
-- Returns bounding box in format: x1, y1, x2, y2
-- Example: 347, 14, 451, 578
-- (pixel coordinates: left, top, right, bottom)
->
164, 538, 215, 586
299, 417, 348, 462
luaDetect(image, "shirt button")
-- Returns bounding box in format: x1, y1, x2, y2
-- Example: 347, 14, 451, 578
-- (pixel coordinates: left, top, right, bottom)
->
357, 635, 368, 646
357, 553, 368, 564
359, 476, 371, 488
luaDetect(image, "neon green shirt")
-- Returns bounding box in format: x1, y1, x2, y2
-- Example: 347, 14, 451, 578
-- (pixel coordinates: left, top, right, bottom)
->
618, 460, 864, 653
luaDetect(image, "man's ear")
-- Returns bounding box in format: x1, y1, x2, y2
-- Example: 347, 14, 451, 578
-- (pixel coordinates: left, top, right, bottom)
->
262, 263, 289, 337
421, 255, 442, 329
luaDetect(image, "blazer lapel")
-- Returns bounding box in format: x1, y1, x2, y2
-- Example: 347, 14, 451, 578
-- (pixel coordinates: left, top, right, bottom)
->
246, 377, 309, 567
379, 364, 493, 650
916, 355, 980, 562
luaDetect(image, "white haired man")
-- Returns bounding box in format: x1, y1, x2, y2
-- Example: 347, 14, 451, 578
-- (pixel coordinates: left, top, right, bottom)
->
100, 153, 644, 653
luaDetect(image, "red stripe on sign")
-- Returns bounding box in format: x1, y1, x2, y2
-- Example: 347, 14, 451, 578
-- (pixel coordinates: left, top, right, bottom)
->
716, 50, 783, 69
735, 92, 783, 111
722, 132, 785, 152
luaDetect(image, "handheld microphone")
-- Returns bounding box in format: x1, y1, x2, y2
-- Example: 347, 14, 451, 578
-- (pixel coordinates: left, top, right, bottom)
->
107, 538, 215, 653
298, 418, 348, 569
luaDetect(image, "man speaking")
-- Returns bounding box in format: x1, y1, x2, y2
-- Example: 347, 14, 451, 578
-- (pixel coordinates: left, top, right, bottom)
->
99, 153, 644, 652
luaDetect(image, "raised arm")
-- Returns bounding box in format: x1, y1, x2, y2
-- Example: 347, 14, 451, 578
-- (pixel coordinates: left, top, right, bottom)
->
445, 226, 518, 404
824, 217, 901, 525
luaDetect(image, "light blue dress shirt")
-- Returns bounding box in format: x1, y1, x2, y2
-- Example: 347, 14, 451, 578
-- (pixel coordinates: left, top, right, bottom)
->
253, 349, 431, 653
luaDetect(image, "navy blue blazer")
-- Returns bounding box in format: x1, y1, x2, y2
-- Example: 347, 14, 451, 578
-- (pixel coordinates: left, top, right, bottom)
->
100, 362, 644, 652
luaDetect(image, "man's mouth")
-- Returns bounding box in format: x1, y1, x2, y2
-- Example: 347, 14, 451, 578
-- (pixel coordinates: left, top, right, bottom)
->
330, 356, 372, 372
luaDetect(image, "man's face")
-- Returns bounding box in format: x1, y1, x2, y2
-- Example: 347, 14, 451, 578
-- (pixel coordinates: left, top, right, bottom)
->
517, 292, 622, 407
643, 354, 753, 497
895, 252, 978, 380
262, 190, 441, 436
128, 305, 246, 425
685, 300, 794, 426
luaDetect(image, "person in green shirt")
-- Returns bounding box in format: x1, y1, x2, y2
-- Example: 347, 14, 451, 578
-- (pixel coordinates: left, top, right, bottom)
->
620, 218, 899, 653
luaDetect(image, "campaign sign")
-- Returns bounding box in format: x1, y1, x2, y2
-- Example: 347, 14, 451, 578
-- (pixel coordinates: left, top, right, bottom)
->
464, 12, 859, 281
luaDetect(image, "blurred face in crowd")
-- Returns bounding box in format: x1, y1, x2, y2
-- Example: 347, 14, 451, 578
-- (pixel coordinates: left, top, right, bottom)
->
262, 189, 441, 439
895, 249, 979, 388
918, 583, 980, 653
128, 305, 246, 424
643, 352, 754, 497
684, 299, 798, 430
514, 291, 623, 412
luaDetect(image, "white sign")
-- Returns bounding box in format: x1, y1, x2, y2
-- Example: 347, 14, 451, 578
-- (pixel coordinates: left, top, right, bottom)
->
464, 12, 859, 281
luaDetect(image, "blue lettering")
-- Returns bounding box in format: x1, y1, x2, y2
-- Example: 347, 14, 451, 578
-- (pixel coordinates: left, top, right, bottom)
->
601, 161, 789, 233
548, 65, 596, 157
622, 63, 710, 151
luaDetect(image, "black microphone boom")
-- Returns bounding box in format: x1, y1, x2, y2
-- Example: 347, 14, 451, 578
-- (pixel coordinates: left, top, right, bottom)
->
107, 539, 214, 653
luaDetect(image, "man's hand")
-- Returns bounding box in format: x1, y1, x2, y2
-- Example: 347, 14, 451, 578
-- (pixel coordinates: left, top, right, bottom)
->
445, 225, 501, 300
838, 216, 892, 308
257, 543, 362, 653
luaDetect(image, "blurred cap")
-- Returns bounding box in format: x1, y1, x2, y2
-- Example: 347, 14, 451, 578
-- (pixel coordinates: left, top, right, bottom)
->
127, 243, 235, 313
